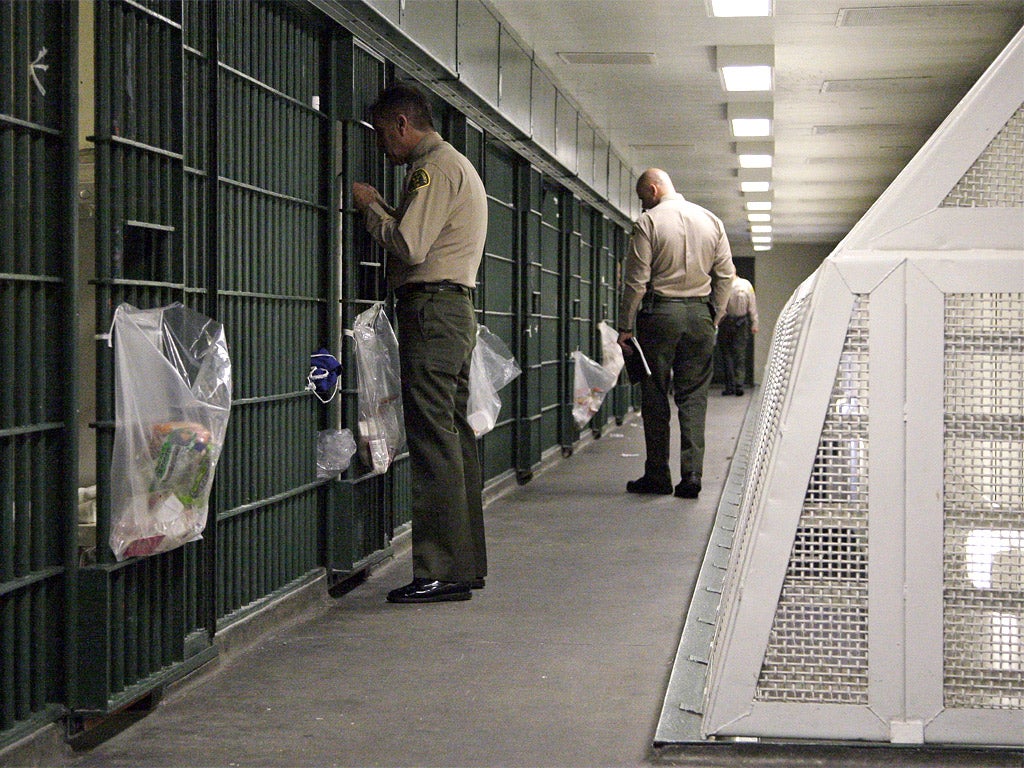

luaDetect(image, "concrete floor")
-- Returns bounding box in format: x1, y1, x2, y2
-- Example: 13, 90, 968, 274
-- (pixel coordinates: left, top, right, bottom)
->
55, 392, 1022, 768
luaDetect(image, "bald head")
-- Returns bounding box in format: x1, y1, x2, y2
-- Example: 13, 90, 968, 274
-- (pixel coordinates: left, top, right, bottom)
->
636, 168, 676, 210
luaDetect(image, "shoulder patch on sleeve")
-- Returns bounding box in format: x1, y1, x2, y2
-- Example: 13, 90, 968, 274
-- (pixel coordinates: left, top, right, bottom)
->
407, 168, 430, 192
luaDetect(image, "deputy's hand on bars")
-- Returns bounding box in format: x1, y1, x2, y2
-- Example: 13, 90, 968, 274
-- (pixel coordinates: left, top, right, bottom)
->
352, 182, 384, 212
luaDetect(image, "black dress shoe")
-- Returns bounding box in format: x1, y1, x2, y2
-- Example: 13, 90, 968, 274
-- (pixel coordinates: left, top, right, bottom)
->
470, 577, 485, 590
626, 475, 673, 495
734, 387, 744, 396
387, 578, 471, 603
722, 387, 734, 396
675, 472, 702, 499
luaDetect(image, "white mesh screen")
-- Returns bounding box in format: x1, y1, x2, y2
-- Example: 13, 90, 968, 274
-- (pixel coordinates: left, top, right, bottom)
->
756, 297, 870, 703
942, 103, 1024, 207
943, 292, 1024, 710
717, 291, 811, 612
743, 293, 811, 528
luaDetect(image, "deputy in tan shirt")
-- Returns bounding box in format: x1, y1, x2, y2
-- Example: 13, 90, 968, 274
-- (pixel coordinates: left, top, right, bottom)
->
353, 83, 488, 605
719, 276, 759, 396
357, 130, 485, 291
617, 168, 736, 499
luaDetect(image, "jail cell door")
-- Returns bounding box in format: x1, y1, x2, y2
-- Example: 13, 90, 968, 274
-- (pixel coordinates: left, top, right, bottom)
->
476, 136, 520, 485
0, 0, 79, 747
517, 170, 565, 477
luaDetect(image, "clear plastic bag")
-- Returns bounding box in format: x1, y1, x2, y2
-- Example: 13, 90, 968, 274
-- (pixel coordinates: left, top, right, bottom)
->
597, 320, 625, 380
467, 324, 521, 437
109, 303, 232, 560
349, 303, 405, 474
316, 428, 357, 478
571, 350, 619, 429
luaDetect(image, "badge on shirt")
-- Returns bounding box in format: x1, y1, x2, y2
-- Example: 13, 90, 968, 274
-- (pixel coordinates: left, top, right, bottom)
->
407, 168, 430, 192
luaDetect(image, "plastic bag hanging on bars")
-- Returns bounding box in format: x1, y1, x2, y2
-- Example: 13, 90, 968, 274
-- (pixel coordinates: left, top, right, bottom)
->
597, 320, 625, 380
571, 349, 618, 429
348, 302, 405, 474
316, 428, 357, 478
467, 324, 521, 437
108, 303, 232, 560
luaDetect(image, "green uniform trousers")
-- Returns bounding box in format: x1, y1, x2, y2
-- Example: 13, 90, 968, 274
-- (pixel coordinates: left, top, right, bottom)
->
718, 314, 751, 392
636, 297, 716, 483
395, 291, 486, 583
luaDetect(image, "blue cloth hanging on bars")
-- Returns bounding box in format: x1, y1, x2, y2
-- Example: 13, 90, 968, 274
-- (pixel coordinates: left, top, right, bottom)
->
307, 348, 342, 403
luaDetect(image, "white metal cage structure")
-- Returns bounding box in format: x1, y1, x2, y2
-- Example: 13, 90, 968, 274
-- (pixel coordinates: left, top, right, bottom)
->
697, 29, 1024, 746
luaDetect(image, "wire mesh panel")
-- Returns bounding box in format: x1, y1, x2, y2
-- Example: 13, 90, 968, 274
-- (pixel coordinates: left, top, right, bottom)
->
695, 33, 1023, 747
757, 297, 870, 704
720, 288, 813, 611
942, 292, 1024, 709
0, 0, 77, 745
943, 105, 1024, 208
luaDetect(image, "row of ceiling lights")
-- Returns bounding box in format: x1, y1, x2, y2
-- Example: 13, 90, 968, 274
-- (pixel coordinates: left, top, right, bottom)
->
711, 0, 774, 251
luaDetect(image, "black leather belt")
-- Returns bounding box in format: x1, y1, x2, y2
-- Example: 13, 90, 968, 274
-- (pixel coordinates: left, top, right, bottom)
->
395, 281, 473, 299
652, 294, 708, 303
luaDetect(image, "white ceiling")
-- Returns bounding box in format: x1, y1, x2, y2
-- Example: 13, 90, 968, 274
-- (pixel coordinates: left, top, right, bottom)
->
484, 0, 1023, 255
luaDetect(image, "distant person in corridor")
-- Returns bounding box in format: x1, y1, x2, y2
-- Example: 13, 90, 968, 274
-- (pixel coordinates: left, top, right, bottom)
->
352, 83, 488, 604
718, 275, 759, 396
617, 168, 736, 499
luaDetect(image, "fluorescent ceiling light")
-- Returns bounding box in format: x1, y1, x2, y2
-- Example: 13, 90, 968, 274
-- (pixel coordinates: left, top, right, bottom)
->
739, 154, 773, 168
721, 65, 772, 91
746, 201, 772, 211
709, 0, 772, 17
740, 180, 770, 192
747, 213, 771, 222
753, 244, 772, 251
751, 224, 773, 233
717, 46, 774, 92
728, 103, 773, 138
731, 118, 772, 137
751, 235, 772, 243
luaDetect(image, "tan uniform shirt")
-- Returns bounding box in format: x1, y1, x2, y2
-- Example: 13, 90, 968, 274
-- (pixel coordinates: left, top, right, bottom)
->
618, 193, 735, 332
362, 132, 487, 289
726, 276, 759, 333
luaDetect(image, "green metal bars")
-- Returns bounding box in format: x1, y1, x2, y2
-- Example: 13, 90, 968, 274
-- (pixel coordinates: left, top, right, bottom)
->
476, 135, 518, 483
0, 0, 635, 750
0, 0, 79, 743
81, 0, 206, 715
81, 0, 331, 714
212, 0, 328, 622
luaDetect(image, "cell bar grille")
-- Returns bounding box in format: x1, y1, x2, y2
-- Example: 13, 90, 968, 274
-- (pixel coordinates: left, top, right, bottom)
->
943, 292, 1024, 709
942, 104, 1024, 208
757, 296, 870, 703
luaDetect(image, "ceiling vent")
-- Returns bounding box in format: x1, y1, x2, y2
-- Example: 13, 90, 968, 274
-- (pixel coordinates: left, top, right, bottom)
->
630, 143, 695, 150
812, 124, 903, 135
557, 51, 656, 66
820, 76, 935, 93
836, 4, 987, 27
